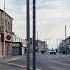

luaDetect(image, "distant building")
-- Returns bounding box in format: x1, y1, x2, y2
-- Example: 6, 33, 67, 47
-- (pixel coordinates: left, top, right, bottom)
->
37, 40, 47, 52
58, 36, 70, 54
29, 38, 47, 53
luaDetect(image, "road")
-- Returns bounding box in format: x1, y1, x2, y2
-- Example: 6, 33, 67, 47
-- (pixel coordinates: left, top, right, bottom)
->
1, 54, 70, 70
0, 63, 24, 70
36, 54, 70, 70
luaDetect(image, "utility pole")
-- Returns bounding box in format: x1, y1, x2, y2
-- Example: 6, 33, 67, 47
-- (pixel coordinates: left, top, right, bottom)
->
26, 0, 30, 70
65, 25, 66, 41
33, 0, 36, 70
59, 37, 62, 44
36, 31, 38, 50
65, 25, 67, 54
46, 37, 48, 52
37, 31, 38, 40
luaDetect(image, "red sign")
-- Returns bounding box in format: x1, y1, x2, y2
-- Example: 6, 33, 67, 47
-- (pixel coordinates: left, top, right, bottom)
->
6, 35, 11, 40
5, 32, 13, 42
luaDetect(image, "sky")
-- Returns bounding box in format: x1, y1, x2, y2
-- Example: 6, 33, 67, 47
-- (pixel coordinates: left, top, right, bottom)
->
0, 0, 70, 49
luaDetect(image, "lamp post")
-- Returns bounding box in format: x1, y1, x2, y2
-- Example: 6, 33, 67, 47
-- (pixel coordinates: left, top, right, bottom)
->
26, 0, 30, 70
33, 0, 36, 70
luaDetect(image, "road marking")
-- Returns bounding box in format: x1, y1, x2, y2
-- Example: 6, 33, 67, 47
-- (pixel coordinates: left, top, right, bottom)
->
7, 63, 27, 68
7, 62, 33, 70
7, 63, 42, 70
6, 57, 23, 62
1, 56, 24, 63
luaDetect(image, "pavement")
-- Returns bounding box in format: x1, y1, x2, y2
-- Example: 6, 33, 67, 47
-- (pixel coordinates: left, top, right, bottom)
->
0, 55, 24, 63
0, 55, 27, 70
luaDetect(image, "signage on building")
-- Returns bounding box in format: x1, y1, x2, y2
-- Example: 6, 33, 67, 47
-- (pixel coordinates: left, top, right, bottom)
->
12, 43, 19, 47
1, 32, 13, 42
5, 32, 13, 42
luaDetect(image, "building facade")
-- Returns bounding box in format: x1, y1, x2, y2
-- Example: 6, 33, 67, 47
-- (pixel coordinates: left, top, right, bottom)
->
59, 36, 70, 54
29, 38, 47, 53
37, 40, 47, 52
0, 9, 13, 58
12, 42, 23, 55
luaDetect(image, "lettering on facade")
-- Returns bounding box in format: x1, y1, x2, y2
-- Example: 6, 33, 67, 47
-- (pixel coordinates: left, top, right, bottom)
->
12, 43, 19, 47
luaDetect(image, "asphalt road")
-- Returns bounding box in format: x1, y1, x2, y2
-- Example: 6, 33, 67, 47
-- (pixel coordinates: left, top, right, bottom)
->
1, 54, 70, 70
0, 63, 24, 70
36, 54, 70, 70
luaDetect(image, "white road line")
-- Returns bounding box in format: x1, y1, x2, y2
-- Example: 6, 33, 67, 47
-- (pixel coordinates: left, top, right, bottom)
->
6, 56, 23, 62
7, 63, 27, 68
7, 63, 33, 70
7, 63, 42, 70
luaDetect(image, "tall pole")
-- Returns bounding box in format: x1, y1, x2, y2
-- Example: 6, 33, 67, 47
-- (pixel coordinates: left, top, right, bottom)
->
33, 0, 36, 70
46, 37, 48, 52
37, 31, 38, 40
26, 0, 30, 70
65, 25, 66, 40
36, 30, 38, 46
65, 25, 67, 54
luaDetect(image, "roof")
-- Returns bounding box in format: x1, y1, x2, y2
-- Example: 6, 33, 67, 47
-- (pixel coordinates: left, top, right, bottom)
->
0, 9, 13, 20
12, 42, 23, 47
65, 36, 70, 40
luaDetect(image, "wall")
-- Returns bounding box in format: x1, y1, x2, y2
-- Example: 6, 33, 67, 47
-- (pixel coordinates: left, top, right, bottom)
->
0, 34, 3, 58
0, 9, 13, 33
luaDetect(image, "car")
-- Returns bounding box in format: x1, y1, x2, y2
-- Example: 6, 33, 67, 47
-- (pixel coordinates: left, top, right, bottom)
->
50, 50, 56, 55
41, 50, 45, 54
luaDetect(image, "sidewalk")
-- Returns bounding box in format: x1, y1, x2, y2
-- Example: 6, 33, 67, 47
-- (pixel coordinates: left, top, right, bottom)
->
0, 55, 25, 63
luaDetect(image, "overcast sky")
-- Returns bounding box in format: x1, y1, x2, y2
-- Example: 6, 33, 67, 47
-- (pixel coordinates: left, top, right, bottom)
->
0, 0, 70, 49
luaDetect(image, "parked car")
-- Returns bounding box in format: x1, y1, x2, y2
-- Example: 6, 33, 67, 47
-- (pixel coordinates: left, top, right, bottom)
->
50, 50, 56, 55
41, 50, 45, 54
